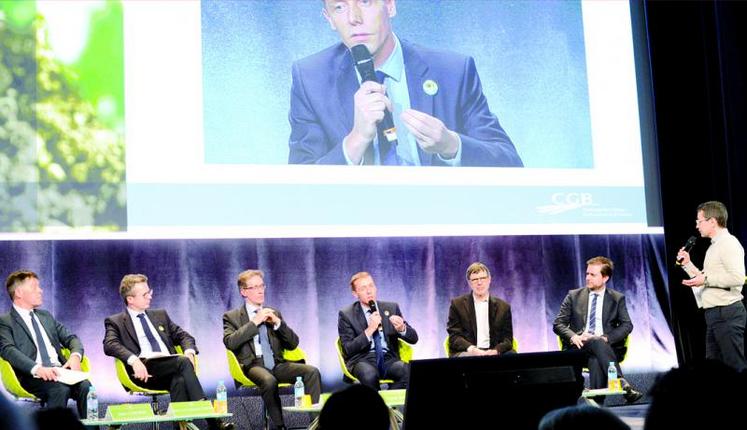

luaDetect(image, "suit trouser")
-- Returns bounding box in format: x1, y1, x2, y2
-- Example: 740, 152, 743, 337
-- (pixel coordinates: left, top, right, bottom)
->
19, 372, 91, 418
131, 355, 206, 402
350, 350, 409, 391
246, 361, 322, 428
582, 338, 624, 390
705, 301, 747, 372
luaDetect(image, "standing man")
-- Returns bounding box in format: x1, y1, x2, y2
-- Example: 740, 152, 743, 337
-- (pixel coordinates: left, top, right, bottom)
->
446, 262, 514, 357
338, 272, 418, 390
223, 270, 321, 430
0, 270, 91, 417
103, 274, 232, 430
677, 201, 746, 371
288, 0, 523, 167
553, 256, 642, 403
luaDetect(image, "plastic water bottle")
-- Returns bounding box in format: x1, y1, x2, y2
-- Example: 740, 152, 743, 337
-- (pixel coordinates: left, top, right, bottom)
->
294, 376, 305, 407
86, 386, 98, 420
215, 380, 228, 414
607, 361, 619, 390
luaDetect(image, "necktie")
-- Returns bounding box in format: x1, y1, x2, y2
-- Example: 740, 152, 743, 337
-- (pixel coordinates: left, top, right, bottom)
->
30, 311, 52, 367
258, 322, 276, 370
137, 313, 162, 352
375, 70, 400, 165
369, 309, 385, 376
588, 293, 598, 334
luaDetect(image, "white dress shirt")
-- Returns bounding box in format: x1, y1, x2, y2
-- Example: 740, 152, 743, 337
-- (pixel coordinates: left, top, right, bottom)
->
473, 295, 491, 349
13, 304, 62, 375
584, 289, 606, 336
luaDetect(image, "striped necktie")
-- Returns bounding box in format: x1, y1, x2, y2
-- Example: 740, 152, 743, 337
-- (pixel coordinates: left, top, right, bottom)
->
588, 293, 598, 334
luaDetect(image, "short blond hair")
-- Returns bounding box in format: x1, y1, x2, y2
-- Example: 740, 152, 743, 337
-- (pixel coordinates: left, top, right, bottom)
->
238, 269, 264, 291
120, 274, 148, 304
350, 272, 372, 291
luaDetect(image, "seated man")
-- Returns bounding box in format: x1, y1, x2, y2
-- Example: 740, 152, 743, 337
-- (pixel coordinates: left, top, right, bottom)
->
103, 274, 232, 430
0, 270, 91, 418
553, 256, 642, 403
338, 272, 418, 390
223, 270, 321, 430
447, 262, 514, 356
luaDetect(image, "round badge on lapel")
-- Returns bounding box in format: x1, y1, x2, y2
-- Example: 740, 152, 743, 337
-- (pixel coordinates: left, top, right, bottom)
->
158, 325, 165, 332
423, 79, 438, 96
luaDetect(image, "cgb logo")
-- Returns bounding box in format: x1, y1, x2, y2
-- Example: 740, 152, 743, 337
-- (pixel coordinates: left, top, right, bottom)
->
537, 192, 595, 215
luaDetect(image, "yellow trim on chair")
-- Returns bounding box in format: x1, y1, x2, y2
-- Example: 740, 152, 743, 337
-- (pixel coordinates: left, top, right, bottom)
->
114, 346, 196, 396
335, 337, 413, 384
443, 335, 519, 357
225, 347, 307, 389
0, 357, 40, 401
0, 348, 90, 403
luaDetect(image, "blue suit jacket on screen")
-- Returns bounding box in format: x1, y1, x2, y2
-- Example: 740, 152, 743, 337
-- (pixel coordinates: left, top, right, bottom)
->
288, 40, 524, 167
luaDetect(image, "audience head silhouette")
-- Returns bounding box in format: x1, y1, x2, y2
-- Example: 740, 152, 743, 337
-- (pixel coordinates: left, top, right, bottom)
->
645, 359, 745, 429
539, 404, 630, 430
319, 384, 390, 430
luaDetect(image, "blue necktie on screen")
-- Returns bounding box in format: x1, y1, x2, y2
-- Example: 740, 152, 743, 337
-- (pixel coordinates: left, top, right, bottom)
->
30, 311, 52, 367
258, 322, 276, 370
588, 293, 598, 334
375, 70, 400, 166
369, 308, 385, 376
137, 313, 162, 353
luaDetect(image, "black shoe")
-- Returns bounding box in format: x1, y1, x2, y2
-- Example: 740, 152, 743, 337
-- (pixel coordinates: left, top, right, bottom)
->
208, 420, 234, 430
623, 386, 643, 404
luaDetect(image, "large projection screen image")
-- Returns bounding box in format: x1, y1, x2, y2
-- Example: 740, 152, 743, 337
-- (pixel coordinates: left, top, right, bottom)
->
2, 0, 660, 239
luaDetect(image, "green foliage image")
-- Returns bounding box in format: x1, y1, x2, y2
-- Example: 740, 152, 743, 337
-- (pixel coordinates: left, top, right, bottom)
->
0, 2, 126, 233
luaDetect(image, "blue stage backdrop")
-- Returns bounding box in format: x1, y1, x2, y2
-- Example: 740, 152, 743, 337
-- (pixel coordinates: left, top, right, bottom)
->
0, 234, 676, 400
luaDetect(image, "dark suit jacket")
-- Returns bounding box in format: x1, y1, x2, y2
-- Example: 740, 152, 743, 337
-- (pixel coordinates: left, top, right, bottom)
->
446, 293, 513, 355
288, 40, 523, 167
0, 308, 84, 375
338, 301, 418, 368
103, 308, 197, 364
553, 287, 633, 360
223, 305, 299, 375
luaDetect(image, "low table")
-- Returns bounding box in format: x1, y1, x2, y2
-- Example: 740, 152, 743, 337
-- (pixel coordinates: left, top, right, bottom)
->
80, 400, 232, 429
581, 387, 625, 407
283, 389, 406, 430
81, 412, 232, 430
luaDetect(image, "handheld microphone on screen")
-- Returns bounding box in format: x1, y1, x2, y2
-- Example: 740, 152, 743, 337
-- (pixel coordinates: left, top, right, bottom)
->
676, 236, 698, 264
350, 44, 398, 145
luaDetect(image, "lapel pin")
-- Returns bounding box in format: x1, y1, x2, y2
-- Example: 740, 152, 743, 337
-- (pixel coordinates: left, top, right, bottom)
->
158, 325, 164, 332
423, 79, 438, 96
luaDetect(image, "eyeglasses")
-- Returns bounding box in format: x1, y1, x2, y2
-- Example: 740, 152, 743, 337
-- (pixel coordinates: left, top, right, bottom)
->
132, 289, 153, 298
241, 284, 266, 291
695, 217, 712, 226
469, 275, 489, 283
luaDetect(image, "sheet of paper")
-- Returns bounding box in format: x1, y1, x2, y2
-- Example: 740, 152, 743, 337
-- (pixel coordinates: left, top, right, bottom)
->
54, 368, 90, 385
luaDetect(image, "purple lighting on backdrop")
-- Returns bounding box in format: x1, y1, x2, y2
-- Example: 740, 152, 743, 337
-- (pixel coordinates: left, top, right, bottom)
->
0, 234, 676, 401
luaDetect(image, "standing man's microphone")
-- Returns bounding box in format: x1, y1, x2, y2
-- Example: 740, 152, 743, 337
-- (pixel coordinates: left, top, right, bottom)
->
676, 236, 698, 264
350, 44, 398, 145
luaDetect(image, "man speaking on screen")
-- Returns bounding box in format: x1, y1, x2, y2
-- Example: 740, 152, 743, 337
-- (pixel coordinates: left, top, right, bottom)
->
288, 0, 523, 167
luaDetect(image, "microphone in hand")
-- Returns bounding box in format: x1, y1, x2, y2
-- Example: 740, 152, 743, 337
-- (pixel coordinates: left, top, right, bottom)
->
368, 300, 382, 329
676, 236, 698, 264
